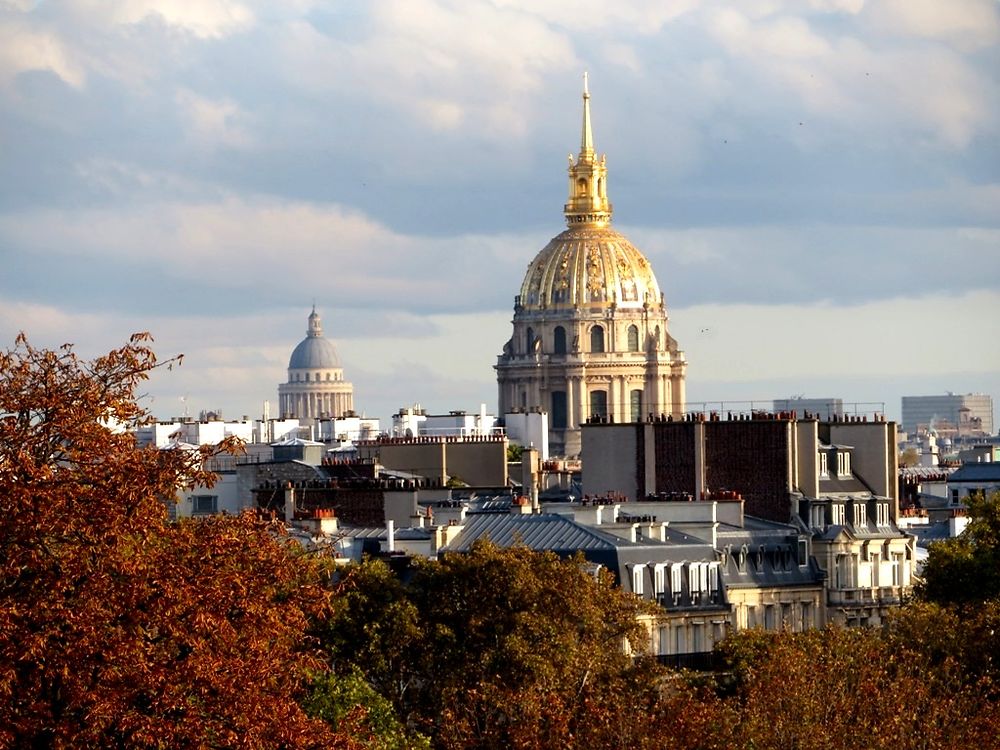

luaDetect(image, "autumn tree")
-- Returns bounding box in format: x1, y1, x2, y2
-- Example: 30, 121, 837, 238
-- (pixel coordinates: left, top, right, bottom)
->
918, 490, 1000, 606
0, 335, 358, 748
322, 541, 734, 750
715, 620, 1000, 750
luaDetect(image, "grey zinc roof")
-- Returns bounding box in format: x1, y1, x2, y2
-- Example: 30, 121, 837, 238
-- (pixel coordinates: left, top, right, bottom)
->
949, 462, 1000, 482
443, 513, 622, 553
818, 474, 870, 493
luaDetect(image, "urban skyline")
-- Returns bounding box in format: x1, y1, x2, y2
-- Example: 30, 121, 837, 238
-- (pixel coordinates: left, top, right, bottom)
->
2, 1, 998, 425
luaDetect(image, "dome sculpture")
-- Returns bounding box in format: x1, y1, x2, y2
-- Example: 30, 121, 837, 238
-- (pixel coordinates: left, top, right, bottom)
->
495, 75, 686, 457
278, 307, 353, 424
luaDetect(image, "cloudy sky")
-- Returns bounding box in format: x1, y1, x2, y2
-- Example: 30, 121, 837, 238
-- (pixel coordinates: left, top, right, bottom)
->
1, 0, 998, 426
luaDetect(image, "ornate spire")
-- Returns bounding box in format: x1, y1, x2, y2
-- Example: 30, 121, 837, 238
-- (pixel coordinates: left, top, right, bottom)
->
580, 72, 594, 162
564, 73, 612, 227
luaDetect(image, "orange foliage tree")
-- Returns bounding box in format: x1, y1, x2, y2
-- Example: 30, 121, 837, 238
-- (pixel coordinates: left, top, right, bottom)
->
0, 334, 357, 748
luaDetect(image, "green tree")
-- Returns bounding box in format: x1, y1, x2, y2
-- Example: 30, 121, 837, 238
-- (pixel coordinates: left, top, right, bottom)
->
918, 490, 1000, 606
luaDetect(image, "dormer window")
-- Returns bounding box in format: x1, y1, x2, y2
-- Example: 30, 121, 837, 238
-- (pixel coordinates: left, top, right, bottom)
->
832, 504, 845, 526
819, 452, 828, 477
853, 503, 867, 528
631, 564, 645, 596
837, 451, 851, 477
654, 563, 666, 596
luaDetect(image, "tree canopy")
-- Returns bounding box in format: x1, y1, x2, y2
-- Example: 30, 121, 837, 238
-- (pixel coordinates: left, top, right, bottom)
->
0, 334, 355, 748
918, 490, 1000, 606
4, 333, 998, 750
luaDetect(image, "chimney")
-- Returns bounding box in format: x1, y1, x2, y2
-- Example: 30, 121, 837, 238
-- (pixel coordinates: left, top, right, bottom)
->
387, 519, 396, 553
283, 483, 295, 523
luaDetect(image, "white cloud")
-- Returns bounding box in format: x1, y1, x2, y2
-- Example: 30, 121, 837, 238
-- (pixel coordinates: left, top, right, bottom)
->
175, 88, 252, 148
66, 0, 254, 39
0, 22, 85, 88
865, 0, 1000, 51
704, 6, 996, 149
276, 0, 578, 136
0, 195, 537, 312
494, 0, 702, 34
672, 290, 1000, 384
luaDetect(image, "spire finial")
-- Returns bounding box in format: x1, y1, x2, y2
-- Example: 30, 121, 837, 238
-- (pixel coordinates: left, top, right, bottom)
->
564, 74, 612, 226
580, 71, 594, 160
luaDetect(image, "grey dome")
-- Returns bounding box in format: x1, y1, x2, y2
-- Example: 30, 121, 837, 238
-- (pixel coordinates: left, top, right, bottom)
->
288, 308, 341, 369
288, 337, 340, 369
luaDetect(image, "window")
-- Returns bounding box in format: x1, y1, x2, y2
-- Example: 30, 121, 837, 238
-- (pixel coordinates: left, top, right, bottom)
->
526, 327, 534, 354
627, 324, 639, 352
326, 373, 331, 381
551, 391, 567, 429
192, 495, 218, 515
671, 564, 683, 605
654, 564, 666, 596
837, 451, 852, 476
305, 373, 310, 382
832, 504, 845, 526
630, 389, 642, 423
819, 452, 828, 476
811, 505, 825, 529
589, 390, 608, 419
877, 503, 889, 526
590, 325, 605, 353
577, 177, 588, 196
798, 539, 808, 566
553, 326, 567, 355
854, 503, 867, 529
632, 565, 645, 596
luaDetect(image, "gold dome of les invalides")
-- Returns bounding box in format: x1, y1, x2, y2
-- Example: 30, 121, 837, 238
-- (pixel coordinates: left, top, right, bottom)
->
518, 226, 663, 310
496, 74, 685, 458
517, 73, 664, 312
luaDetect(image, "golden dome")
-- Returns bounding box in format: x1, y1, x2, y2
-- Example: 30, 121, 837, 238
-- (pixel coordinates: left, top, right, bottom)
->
518, 225, 663, 310
517, 74, 663, 312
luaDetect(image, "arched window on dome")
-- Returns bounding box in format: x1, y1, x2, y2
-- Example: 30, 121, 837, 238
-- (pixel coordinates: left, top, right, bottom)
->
627, 324, 639, 352
326, 373, 331, 381
315, 372, 320, 382
526, 327, 534, 354
553, 326, 567, 355
597, 177, 604, 197
590, 325, 605, 353
577, 178, 588, 197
